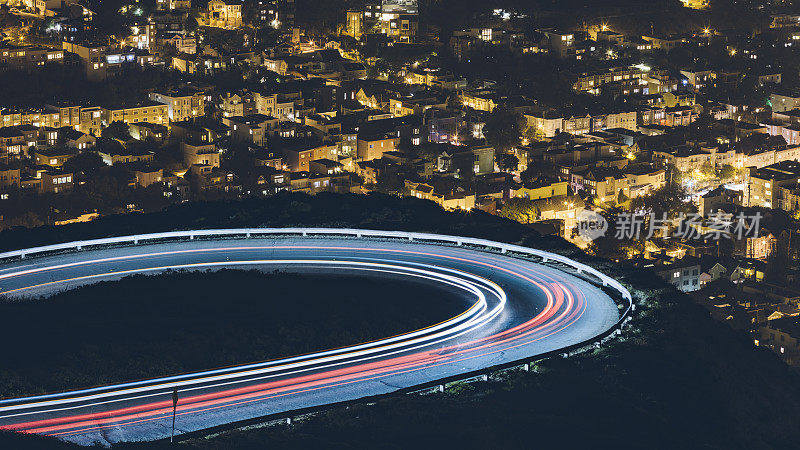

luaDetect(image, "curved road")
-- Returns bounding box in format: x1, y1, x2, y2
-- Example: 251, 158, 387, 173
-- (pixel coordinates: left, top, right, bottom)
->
0, 234, 622, 445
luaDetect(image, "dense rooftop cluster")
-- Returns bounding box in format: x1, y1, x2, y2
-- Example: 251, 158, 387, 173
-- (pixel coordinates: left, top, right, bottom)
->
3, 0, 800, 362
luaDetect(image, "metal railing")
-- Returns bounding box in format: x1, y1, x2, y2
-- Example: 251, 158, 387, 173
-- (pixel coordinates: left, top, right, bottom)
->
0, 228, 631, 303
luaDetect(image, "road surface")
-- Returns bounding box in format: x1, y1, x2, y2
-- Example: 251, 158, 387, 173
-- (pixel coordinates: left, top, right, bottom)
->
0, 234, 622, 445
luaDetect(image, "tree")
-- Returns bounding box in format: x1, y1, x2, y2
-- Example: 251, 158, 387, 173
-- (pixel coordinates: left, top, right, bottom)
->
102, 121, 132, 141
765, 233, 790, 285
629, 183, 696, 235
520, 161, 557, 184
483, 106, 524, 153
186, 14, 199, 33
156, 42, 178, 61
63, 152, 104, 180
498, 198, 538, 224
617, 189, 629, 205
700, 161, 716, 179
631, 183, 695, 217
587, 205, 645, 259
498, 153, 519, 172
718, 164, 736, 180
457, 125, 474, 144
688, 112, 715, 141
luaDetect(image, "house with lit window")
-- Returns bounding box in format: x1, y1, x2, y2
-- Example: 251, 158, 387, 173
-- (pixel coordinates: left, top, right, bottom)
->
62, 42, 137, 81
278, 137, 337, 172
0, 44, 64, 72
97, 140, 155, 165
40, 170, 74, 194
460, 90, 501, 112
172, 53, 229, 75
356, 131, 400, 161
758, 317, 800, 366
34, 148, 76, 168
405, 180, 475, 210
149, 88, 207, 122
101, 101, 169, 129
207, 0, 242, 29
378, 0, 418, 43
436, 144, 494, 177
224, 114, 279, 147
641, 254, 702, 292
744, 160, 800, 208
0, 127, 27, 162
182, 140, 220, 167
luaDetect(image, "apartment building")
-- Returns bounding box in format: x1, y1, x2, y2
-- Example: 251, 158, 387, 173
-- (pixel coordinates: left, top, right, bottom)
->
625, 165, 666, 197
0, 45, 64, 71
62, 42, 137, 81
282, 142, 337, 172
40, 171, 74, 194
0, 127, 26, 162
44, 102, 82, 129
770, 90, 800, 113
744, 161, 800, 208
207, 0, 243, 29
378, 0, 418, 43
182, 140, 220, 167
357, 131, 400, 161
437, 144, 495, 177
572, 66, 647, 92
460, 90, 500, 112
102, 102, 169, 128
542, 29, 576, 59
225, 114, 280, 146
149, 88, 207, 122
571, 166, 629, 202
652, 146, 713, 173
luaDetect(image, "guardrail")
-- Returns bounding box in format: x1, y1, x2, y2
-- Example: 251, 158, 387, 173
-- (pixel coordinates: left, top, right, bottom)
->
0, 228, 636, 441
0, 228, 632, 305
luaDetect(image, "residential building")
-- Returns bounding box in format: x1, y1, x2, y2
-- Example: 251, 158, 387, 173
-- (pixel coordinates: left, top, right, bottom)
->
357, 132, 400, 161
182, 140, 220, 167
744, 160, 800, 208
645, 255, 702, 292
225, 114, 279, 146
437, 144, 495, 177
34, 148, 76, 168
0, 44, 64, 71
102, 102, 169, 128
62, 42, 137, 81
515, 178, 569, 201
771, 91, 800, 112
207, 0, 243, 29
149, 88, 206, 122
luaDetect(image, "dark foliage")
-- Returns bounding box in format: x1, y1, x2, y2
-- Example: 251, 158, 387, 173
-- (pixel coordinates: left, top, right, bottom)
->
0, 192, 566, 253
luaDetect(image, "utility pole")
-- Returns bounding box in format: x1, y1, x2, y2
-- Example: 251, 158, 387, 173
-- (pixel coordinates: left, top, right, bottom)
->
171, 388, 178, 444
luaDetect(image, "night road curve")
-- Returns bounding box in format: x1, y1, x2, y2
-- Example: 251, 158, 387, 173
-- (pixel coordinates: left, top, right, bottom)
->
0, 231, 627, 445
